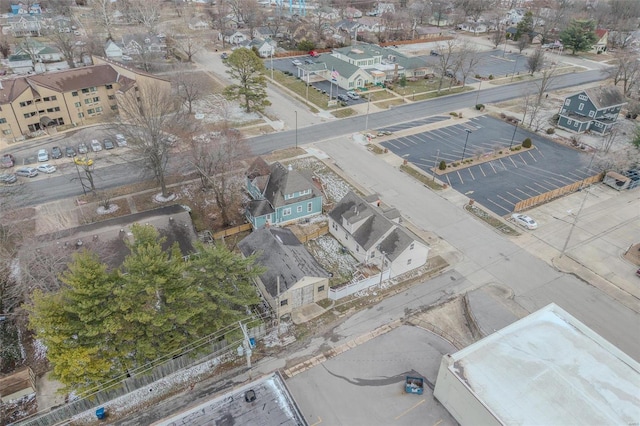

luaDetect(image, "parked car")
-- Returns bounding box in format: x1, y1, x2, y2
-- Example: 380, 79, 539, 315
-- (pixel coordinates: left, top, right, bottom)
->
36, 163, 57, 174
51, 146, 63, 159
115, 134, 127, 147
0, 154, 15, 168
304, 58, 315, 64
346, 91, 360, 100
15, 167, 38, 177
74, 157, 94, 167
37, 149, 49, 162
291, 59, 302, 66
0, 173, 17, 184
221, 52, 228, 60
65, 146, 76, 157
91, 139, 103, 152
511, 213, 538, 230
444, 70, 455, 78
122, 55, 133, 61
103, 139, 115, 150
377, 130, 393, 136
430, 50, 439, 56
364, 132, 377, 139
337, 94, 350, 102
78, 143, 88, 154
636, 267, 640, 278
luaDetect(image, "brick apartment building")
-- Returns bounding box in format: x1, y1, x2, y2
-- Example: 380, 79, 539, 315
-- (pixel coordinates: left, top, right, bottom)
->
0, 57, 170, 142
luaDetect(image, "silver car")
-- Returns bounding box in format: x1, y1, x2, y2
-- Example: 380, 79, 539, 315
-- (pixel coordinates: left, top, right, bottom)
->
15, 167, 39, 177
91, 139, 103, 152
511, 213, 538, 230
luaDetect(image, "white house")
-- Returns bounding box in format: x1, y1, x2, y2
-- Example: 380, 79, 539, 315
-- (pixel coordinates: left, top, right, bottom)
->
219, 29, 248, 45
328, 191, 429, 277
104, 40, 123, 59
241, 37, 276, 57
188, 16, 210, 30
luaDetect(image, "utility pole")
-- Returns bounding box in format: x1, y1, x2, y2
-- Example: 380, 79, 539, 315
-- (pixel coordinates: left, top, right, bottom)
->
239, 321, 253, 373
509, 119, 519, 149
461, 129, 472, 161
276, 276, 281, 335
433, 149, 440, 181
365, 93, 372, 131
295, 111, 298, 149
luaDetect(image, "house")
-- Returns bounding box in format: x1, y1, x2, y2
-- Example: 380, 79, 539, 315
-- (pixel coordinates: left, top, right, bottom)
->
368, 2, 395, 16
51, 16, 72, 33
557, 87, 626, 134
345, 7, 362, 19
240, 37, 276, 57
188, 16, 210, 30
245, 157, 323, 229
254, 26, 286, 40
0, 367, 36, 403
104, 39, 123, 59
10, 2, 41, 14
219, 29, 248, 45
7, 54, 38, 74
15, 39, 63, 62
0, 58, 170, 140
328, 191, 429, 277
121, 34, 167, 55
7, 15, 42, 37
592, 29, 608, 53
238, 227, 330, 319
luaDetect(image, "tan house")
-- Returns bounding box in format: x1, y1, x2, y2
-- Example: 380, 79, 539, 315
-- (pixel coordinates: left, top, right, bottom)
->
238, 227, 330, 319
0, 58, 170, 141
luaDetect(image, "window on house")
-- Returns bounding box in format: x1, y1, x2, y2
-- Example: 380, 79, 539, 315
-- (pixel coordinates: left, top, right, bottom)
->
565, 99, 571, 106
92, 97, 99, 102
283, 208, 291, 216
410, 243, 414, 250
307, 202, 312, 212
588, 111, 595, 118
35, 98, 41, 103
106, 84, 113, 89
280, 299, 288, 306
74, 102, 81, 108
567, 119, 573, 125
297, 206, 302, 213
574, 121, 578, 127
38, 110, 45, 114
84, 99, 91, 104
19, 100, 33, 107
90, 87, 97, 92
111, 105, 118, 111
266, 214, 271, 221
2, 129, 11, 135
72, 91, 78, 96
345, 233, 349, 240
57, 118, 64, 125
578, 94, 588, 101
78, 112, 84, 118
284, 194, 292, 200
87, 108, 95, 114
0, 118, 6, 124
407, 259, 412, 265
108, 95, 115, 100
81, 88, 89, 94
96, 107, 103, 113
317, 285, 325, 292
578, 103, 584, 111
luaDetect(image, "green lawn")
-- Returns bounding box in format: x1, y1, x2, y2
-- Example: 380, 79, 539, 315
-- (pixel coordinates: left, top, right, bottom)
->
271, 70, 331, 109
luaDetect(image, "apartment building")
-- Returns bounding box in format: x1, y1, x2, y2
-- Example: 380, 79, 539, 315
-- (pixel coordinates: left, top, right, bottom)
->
0, 59, 169, 141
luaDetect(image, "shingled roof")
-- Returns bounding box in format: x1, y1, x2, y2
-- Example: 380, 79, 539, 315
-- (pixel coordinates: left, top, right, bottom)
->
238, 227, 329, 297
583, 87, 626, 110
264, 162, 320, 208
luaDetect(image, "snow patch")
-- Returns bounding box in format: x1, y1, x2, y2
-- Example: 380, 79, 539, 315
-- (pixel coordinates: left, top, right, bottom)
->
33, 339, 48, 360
96, 204, 119, 215
154, 193, 177, 203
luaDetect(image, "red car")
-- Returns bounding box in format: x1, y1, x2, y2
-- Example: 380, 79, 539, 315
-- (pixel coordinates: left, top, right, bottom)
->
309, 50, 319, 57
1, 154, 15, 168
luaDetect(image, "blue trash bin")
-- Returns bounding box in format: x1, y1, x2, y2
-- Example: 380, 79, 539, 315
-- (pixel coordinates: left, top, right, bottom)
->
249, 338, 256, 348
96, 407, 106, 419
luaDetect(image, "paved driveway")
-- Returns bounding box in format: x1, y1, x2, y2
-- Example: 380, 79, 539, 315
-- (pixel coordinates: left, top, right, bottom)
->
380, 115, 595, 216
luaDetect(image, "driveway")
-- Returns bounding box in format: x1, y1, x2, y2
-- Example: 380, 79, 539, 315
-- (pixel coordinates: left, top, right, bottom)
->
380, 115, 595, 215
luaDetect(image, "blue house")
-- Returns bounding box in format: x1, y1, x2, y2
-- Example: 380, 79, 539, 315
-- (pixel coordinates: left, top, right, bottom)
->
557, 87, 626, 135
245, 157, 323, 229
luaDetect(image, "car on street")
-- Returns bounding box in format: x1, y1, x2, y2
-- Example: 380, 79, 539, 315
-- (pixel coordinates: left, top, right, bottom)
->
0, 173, 17, 184
337, 94, 349, 102
291, 59, 302, 66
430, 50, 439, 56
37, 149, 49, 162
36, 163, 57, 174
221, 52, 228, 60
65, 146, 76, 157
115, 134, 127, 147
78, 142, 88, 154
346, 91, 360, 100
511, 213, 538, 230
103, 139, 115, 150
91, 139, 103, 152
51, 146, 63, 159
1, 154, 15, 168
15, 167, 38, 177
74, 157, 94, 167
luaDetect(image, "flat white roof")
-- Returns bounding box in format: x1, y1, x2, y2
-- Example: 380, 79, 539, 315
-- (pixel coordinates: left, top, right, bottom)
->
448, 303, 640, 425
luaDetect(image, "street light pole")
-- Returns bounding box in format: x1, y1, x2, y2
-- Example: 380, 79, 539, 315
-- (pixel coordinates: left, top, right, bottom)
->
461, 129, 472, 161
432, 149, 440, 181
510, 56, 518, 82
475, 79, 482, 106
295, 110, 298, 149
509, 119, 519, 149
365, 93, 372, 131
270, 49, 273, 80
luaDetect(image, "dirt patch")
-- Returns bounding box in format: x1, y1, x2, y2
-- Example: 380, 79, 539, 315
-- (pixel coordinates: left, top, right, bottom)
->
79, 198, 132, 225
623, 243, 640, 266
408, 297, 477, 349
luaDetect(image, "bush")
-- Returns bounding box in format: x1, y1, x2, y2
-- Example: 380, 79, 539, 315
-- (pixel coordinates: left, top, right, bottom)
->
475, 104, 485, 110
522, 138, 532, 148
500, 112, 506, 119
488, 74, 494, 80
475, 74, 481, 79
514, 146, 521, 151
438, 160, 447, 170
546, 128, 555, 134
450, 112, 458, 117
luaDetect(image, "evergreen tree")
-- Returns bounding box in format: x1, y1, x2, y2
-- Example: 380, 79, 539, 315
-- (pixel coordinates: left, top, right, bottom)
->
515, 11, 534, 41
223, 48, 271, 113
560, 19, 598, 54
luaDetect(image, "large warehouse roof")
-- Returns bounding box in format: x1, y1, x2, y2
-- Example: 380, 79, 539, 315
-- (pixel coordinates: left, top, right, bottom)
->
442, 303, 640, 425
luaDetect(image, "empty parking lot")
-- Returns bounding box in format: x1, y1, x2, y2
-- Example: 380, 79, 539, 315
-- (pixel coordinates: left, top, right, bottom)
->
380, 116, 596, 216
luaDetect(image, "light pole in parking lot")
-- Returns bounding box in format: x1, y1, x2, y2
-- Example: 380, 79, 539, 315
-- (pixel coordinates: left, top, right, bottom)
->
509, 119, 520, 150
461, 129, 472, 161
475, 79, 482, 106
433, 149, 440, 181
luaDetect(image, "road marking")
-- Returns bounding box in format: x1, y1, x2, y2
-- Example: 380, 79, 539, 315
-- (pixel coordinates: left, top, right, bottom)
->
508, 156, 518, 168
395, 399, 426, 420
445, 174, 452, 187
456, 170, 464, 184
433, 420, 443, 426
478, 164, 487, 177
486, 198, 513, 214
526, 150, 537, 162
310, 416, 322, 425
467, 167, 475, 180
465, 190, 474, 195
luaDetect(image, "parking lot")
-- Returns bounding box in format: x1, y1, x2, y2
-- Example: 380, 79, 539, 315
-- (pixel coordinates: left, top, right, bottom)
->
380, 116, 595, 216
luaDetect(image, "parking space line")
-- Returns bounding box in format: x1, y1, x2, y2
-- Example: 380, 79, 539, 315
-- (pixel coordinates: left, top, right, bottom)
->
445, 174, 452, 187
310, 416, 323, 425
486, 197, 514, 214
394, 399, 426, 420
533, 181, 555, 191
504, 191, 522, 202
524, 185, 543, 194
517, 153, 528, 165
525, 150, 537, 162
488, 161, 498, 174
508, 156, 518, 168
478, 164, 487, 177
534, 146, 544, 157
515, 187, 535, 198
467, 167, 476, 180
405, 135, 422, 145
456, 170, 464, 184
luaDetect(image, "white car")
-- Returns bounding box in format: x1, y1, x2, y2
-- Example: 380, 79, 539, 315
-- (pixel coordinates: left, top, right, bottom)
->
91, 139, 103, 152
115, 134, 128, 147
511, 213, 538, 230
37, 149, 49, 162
291, 59, 302, 66
346, 91, 360, 100
36, 163, 57, 174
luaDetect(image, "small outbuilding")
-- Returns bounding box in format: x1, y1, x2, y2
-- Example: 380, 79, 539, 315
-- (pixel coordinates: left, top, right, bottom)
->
0, 367, 36, 403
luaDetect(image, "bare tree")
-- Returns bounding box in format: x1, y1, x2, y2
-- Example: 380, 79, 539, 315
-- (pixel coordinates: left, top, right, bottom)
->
90, 0, 117, 40
209, 2, 231, 48
116, 81, 185, 197
175, 71, 210, 114
45, 29, 77, 69
188, 127, 250, 226
434, 39, 458, 93
516, 34, 529, 53
121, 0, 162, 31
605, 52, 640, 96
457, 40, 482, 87
409, 0, 432, 25
526, 47, 545, 75
491, 26, 505, 49
524, 65, 557, 130
168, 34, 203, 62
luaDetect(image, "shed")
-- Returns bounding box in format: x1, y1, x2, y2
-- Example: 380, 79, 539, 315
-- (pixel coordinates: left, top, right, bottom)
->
0, 367, 37, 403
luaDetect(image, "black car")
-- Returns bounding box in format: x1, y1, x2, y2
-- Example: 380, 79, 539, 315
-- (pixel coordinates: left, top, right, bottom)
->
65, 146, 77, 157
103, 139, 115, 150
51, 146, 63, 159
430, 50, 439, 56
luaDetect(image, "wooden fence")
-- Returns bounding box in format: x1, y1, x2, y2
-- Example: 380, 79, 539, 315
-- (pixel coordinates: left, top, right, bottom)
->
297, 225, 329, 243
513, 173, 603, 212
212, 223, 253, 239
379, 36, 453, 47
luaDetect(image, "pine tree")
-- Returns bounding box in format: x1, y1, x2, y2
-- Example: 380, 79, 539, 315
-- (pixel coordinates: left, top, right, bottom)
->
560, 20, 598, 55
223, 48, 271, 113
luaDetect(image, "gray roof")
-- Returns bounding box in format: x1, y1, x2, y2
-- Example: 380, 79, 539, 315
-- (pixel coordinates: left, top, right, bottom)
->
247, 199, 274, 217
317, 53, 362, 78
334, 19, 360, 31
238, 228, 329, 297
264, 162, 320, 208
583, 87, 626, 109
